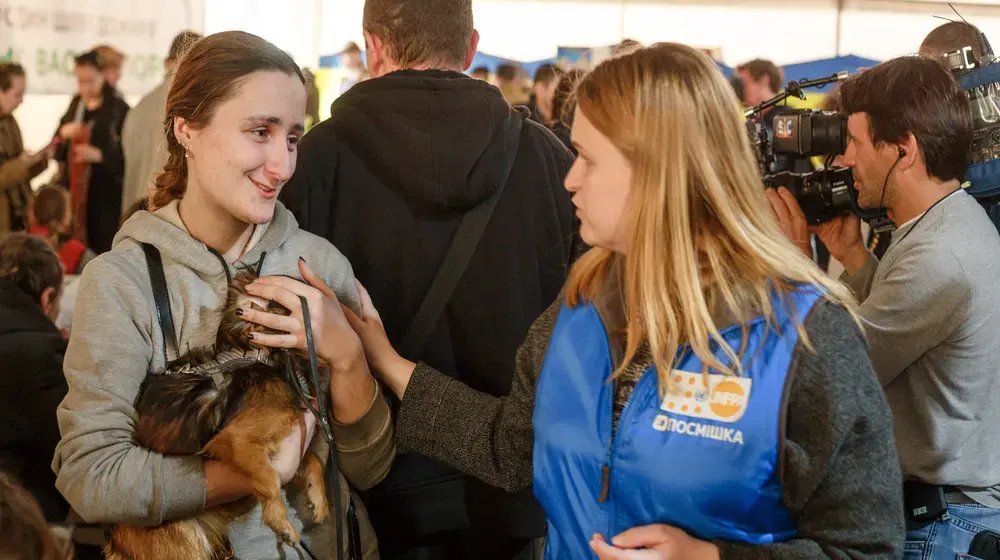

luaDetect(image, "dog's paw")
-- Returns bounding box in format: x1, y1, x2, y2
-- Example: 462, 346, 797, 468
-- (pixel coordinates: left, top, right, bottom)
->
300, 453, 330, 524
262, 499, 300, 546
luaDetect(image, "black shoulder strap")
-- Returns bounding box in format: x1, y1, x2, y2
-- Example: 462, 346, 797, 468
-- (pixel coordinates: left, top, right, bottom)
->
399, 113, 524, 359
141, 243, 178, 364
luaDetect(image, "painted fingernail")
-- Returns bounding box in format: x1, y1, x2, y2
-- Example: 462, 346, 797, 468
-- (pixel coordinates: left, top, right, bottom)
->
235, 308, 244, 316
299, 256, 307, 264
248, 334, 255, 340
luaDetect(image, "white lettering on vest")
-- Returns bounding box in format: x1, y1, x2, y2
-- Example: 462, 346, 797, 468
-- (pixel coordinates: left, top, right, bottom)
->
652, 415, 745, 445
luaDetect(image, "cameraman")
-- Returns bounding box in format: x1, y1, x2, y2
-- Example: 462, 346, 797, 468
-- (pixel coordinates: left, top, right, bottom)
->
769, 55, 1000, 557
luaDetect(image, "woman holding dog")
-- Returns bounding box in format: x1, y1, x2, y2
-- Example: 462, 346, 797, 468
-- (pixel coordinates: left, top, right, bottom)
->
53, 32, 392, 558
333, 44, 906, 559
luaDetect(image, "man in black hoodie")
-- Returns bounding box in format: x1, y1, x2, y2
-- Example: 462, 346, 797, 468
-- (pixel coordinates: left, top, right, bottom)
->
0, 233, 68, 523
281, 1, 577, 558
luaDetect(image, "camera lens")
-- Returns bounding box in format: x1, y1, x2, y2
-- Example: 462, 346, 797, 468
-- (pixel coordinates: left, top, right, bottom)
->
809, 113, 848, 155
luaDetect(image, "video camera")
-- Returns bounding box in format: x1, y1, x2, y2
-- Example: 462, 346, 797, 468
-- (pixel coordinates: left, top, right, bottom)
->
940, 26, 1000, 199
745, 75, 893, 230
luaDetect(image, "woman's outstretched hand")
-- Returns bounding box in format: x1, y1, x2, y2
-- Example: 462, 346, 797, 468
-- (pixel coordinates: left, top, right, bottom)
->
342, 281, 416, 399
240, 258, 363, 372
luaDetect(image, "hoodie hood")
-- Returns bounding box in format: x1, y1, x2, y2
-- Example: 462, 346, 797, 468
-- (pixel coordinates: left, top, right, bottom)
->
113, 201, 300, 281
331, 69, 516, 212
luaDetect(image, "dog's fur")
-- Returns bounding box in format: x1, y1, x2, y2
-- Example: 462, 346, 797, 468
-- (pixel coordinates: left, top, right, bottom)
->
105, 273, 331, 560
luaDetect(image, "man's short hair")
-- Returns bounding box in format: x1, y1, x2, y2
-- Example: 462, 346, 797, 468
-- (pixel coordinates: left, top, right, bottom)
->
920, 21, 984, 60
0, 62, 25, 91
168, 31, 203, 62
74, 50, 104, 71
471, 66, 489, 77
496, 63, 520, 83
738, 59, 783, 92
0, 233, 62, 305
363, 0, 473, 68
533, 63, 562, 86
840, 55, 972, 183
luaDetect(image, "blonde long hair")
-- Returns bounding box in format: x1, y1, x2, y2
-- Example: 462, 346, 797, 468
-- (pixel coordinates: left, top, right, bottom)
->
566, 43, 858, 392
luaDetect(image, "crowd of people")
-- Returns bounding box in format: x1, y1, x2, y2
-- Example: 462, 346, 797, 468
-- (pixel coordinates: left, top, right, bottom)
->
1, 1, 999, 559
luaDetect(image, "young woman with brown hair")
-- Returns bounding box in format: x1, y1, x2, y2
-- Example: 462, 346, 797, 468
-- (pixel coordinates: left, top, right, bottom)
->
286, 43, 905, 559
53, 31, 392, 559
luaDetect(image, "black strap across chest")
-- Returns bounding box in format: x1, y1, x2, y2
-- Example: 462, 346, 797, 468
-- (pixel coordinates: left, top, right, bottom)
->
399, 112, 524, 360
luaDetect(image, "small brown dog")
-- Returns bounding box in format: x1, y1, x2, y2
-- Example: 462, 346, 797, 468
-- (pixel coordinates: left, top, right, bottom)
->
105, 273, 331, 560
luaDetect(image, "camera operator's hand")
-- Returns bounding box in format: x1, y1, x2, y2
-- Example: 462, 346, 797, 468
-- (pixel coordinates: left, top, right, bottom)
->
813, 214, 871, 275
766, 188, 813, 259
766, 187, 872, 275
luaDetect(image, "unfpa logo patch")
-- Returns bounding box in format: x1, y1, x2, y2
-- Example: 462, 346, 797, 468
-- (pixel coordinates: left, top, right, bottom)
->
660, 372, 752, 423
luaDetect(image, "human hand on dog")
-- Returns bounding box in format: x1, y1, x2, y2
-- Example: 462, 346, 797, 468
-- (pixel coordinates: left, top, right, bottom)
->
241, 259, 377, 424
241, 258, 364, 373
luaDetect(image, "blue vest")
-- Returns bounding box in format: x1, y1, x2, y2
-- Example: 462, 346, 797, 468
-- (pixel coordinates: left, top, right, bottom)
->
532, 287, 824, 559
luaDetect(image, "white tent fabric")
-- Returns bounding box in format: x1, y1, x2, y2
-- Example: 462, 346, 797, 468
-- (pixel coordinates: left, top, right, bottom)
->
17, 0, 1000, 180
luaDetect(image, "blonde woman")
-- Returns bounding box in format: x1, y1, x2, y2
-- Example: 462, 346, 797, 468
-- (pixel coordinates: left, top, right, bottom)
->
246, 43, 905, 559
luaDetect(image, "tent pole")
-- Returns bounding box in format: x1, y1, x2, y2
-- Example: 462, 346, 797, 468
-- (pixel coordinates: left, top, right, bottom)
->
312, 0, 323, 69
835, 0, 845, 56
620, 0, 626, 41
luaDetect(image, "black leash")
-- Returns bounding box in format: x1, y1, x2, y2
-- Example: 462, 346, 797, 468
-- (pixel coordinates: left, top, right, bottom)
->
288, 296, 355, 560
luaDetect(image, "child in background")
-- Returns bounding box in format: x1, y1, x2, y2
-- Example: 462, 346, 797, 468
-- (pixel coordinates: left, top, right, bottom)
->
28, 187, 95, 276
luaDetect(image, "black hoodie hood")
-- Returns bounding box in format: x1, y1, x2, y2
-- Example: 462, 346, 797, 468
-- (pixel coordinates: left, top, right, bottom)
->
330, 69, 514, 212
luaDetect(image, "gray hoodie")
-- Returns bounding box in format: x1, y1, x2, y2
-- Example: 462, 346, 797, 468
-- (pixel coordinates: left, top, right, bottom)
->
52, 201, 393, 559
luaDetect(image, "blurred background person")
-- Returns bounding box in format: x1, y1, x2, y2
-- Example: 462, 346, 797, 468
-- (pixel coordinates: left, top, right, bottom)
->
121, 30, 202, 214
548, 68, 584, 154
613, 38, 641, 55
0, 62, 52, 233
303, 68, 321, 129
54, 50, 129, 254
471, 65, 490, 82
93, 45, 125, 94
28, 186, 95, 276
340, 40, 370, 95
0, 233, 69, 525
526, 63, 563, 126
496, 63, 528, 105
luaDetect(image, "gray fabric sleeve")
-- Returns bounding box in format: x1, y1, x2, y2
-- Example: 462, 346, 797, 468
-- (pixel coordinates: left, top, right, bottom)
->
850, 240, 969, 387
718, 301, 904, 560
840, 251, 879, 301
52, 255, 207, 526
395, 299, 562, 493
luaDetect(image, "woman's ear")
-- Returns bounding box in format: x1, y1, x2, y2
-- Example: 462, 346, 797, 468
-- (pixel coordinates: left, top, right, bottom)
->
173, 116, 193, 147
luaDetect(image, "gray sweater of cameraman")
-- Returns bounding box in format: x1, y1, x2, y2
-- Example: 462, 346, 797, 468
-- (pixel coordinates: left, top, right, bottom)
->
842, 189, 1000, 508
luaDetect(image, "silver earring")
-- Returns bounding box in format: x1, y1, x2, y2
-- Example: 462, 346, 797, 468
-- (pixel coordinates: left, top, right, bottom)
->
183, 144, 191, 159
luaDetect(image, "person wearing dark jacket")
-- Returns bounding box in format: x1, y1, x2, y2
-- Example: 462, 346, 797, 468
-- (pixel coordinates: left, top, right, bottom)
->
0, 233, 68, 523
280, 1, 578, 558
54, 50, 129, 255
339, 44, 904, 560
